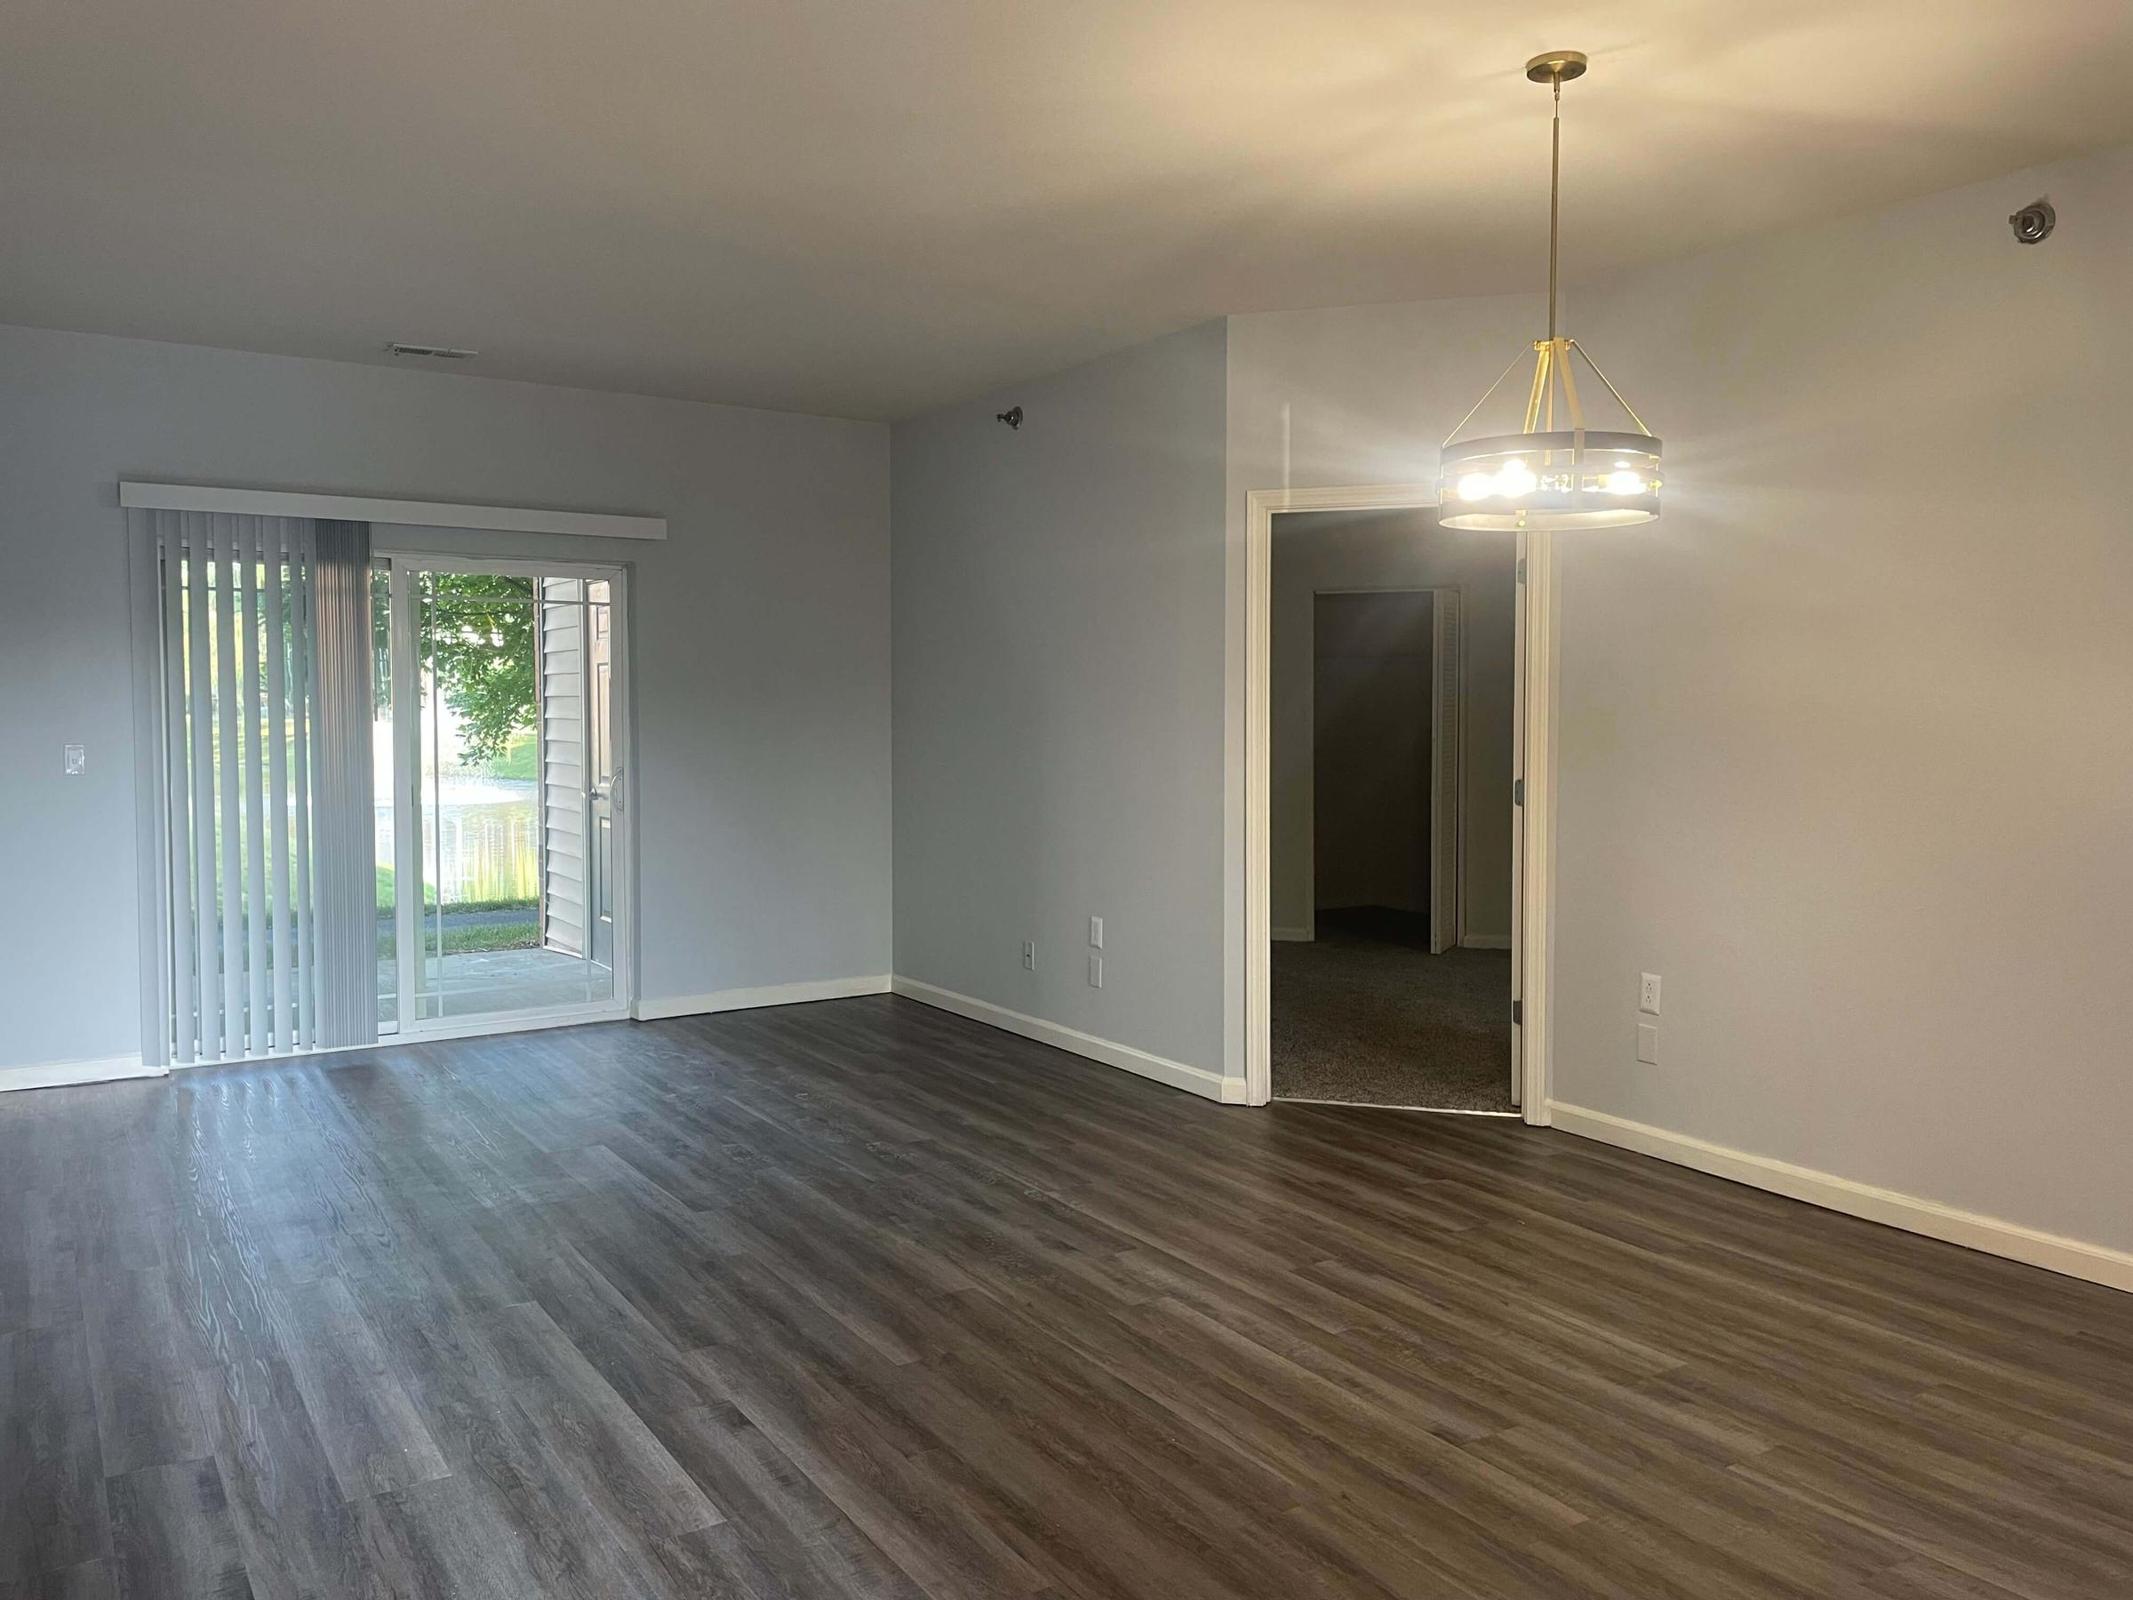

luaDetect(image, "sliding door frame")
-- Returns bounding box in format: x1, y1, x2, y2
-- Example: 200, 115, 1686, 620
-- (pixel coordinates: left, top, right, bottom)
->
375, 549, 638, 1042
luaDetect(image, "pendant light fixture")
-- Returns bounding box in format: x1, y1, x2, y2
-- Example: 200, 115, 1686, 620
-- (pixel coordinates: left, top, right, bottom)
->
1438, 51, 1662, 531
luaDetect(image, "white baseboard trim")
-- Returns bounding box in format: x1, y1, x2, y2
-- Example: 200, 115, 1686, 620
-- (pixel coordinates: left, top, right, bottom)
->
1270, 926, 1315, 943
1548, 1101, 2133, 1295
0, 1055, 165, 1094
637, 975, 891, 1021
1460, 932, 1512, 950
890, 976, 1245, 1105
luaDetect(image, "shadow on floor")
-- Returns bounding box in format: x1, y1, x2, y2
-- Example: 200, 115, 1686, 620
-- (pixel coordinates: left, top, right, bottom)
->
1271, 906, 1513, 1112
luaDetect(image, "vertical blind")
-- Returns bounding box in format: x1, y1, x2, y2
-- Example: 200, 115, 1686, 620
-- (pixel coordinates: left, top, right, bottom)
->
135, 510, 378, 1064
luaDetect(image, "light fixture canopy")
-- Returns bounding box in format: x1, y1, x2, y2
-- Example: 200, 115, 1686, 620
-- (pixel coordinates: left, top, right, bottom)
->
1439, 51, 1662, 532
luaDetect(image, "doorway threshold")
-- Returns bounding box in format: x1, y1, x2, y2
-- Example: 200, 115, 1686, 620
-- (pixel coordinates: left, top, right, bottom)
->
1272, 1096, 1522, 1117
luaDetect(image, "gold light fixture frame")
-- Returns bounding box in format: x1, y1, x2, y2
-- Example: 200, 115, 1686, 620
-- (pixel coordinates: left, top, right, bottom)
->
1439, 51, 1663, 532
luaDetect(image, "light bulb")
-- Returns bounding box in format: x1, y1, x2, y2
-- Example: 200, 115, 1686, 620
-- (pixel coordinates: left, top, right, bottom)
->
1495, 460, 1537, 498
1603, 469, 1644, 496
1456, 472, 1496, 502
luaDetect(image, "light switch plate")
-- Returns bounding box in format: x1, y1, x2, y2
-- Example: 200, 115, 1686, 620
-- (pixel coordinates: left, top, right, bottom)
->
1089, 915, 1104, 950
1088, 953, 1103, 988
1021, 940, 1036, 972
64, 743, 85, 776
1636, 1022, 1660, 1065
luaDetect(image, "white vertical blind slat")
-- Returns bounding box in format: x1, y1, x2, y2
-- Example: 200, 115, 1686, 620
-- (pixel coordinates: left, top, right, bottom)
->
239, 519, 270, 1053
214, 515, 245, 1051
290, 527, 316, 1050
158, 515, 195, 1064
309, 523, 379, 1048
185, 513, 221, 1060
264, 520, 294, 1050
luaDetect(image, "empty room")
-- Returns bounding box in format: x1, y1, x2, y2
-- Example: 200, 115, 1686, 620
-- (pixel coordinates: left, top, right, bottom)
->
4, 4, 2132, 1597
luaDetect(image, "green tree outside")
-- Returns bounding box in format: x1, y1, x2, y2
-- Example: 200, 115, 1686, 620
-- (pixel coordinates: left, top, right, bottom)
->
376, 573, 539, 769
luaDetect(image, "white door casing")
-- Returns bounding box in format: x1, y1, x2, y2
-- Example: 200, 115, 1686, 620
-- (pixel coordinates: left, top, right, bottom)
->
1429, 589, 1462, 956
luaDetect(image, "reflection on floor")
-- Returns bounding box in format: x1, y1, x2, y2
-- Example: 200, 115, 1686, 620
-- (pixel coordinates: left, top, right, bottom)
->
381, 944, 612, 1023
1272, 906, 1513, 1112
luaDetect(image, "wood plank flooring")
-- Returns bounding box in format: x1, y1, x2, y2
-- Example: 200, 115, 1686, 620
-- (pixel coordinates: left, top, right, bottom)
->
3, 993, 2131, 1598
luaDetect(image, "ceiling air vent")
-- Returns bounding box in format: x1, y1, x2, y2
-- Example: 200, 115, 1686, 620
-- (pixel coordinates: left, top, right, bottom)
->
385, 342, 479, 359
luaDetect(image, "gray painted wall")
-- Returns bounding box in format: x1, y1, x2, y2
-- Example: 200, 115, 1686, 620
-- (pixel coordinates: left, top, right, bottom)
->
1231, 142, 2133, 1253
1271, 511, 1515, 939
0, 323, 891, 1070
891, 321, 1230, 1074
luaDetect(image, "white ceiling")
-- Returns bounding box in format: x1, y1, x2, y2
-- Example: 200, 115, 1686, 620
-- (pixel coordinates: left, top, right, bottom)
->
6, 2, 2130, 420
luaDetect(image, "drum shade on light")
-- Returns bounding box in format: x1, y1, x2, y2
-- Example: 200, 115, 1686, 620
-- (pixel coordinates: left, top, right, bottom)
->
1439, 52, 1663, 532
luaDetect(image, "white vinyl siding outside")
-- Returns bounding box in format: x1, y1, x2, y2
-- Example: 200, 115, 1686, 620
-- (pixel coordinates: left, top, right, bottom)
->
538, 577, 588, 955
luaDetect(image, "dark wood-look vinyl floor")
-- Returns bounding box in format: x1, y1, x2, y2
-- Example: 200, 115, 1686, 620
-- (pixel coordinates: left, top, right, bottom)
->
4, 996, 2131, 1599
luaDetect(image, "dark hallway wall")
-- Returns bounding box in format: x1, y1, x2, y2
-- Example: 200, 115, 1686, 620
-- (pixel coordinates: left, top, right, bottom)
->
1311, 590, 1433, 917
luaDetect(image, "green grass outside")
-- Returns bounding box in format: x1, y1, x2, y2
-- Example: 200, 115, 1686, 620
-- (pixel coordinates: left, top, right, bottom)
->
375, 864, 536, 917
488, 729, 538, 783
377, 919, 541, 959
433, 920, 540, 955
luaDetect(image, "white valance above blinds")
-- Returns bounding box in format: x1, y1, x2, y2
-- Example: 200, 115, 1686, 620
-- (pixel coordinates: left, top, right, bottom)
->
131, 510, 378, 1066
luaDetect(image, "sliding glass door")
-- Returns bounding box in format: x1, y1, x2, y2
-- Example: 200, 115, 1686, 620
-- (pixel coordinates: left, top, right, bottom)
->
378, 556, 630, 1036
134, 515, 631, 1068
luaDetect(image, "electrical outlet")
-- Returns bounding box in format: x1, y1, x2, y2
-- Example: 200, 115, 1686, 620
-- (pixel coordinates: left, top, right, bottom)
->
1636, 1022, 1660, 1065
64, 743, 85, 776
1639, 972, 1661, 1015
1088, 915, 1103, 950
1088, 953, 1103, 988
1021, 940, 1036, 972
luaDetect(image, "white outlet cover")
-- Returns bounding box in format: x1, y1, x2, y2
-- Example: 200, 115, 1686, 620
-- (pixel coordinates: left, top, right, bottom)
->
1088, 952, 1103, 988
1089, 916, 1104, 950
1639, 972, 1661, 1015
1636, 1022, 1660, 1065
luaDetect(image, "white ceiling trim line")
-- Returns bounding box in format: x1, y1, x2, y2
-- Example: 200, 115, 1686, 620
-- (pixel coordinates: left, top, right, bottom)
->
118, 480, 667, 541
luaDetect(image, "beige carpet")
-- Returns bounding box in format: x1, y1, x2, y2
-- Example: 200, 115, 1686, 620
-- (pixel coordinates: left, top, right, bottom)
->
1271, 908, 1514, 1112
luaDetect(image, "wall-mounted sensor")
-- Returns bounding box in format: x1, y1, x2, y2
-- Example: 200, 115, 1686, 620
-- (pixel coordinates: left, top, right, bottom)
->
386, 342, 479, 359
996, 406, 1023, 429
2009, 198, 2055, 244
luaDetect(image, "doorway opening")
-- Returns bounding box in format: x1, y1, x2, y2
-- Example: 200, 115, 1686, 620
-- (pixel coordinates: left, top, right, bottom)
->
1267, 519, 1514, 1112
1242, 486, 1555, 1118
